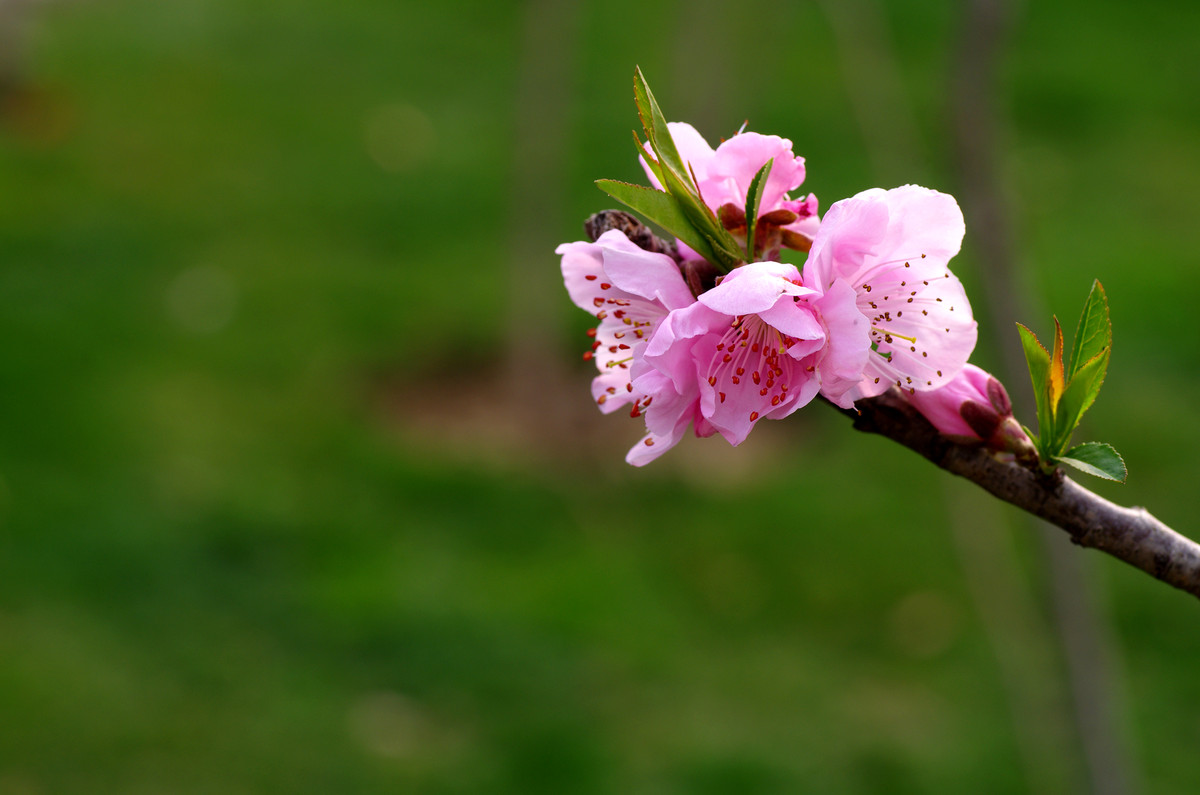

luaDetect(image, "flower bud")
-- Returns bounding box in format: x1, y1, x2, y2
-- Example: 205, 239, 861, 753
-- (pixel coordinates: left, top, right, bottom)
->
906, 364, 1035, 460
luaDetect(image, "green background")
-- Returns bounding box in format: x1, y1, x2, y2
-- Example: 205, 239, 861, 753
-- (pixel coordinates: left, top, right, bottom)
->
1, 0, 1197, 792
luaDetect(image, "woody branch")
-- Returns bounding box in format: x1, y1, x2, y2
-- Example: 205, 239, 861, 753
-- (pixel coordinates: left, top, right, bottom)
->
842, 388, 1200, 601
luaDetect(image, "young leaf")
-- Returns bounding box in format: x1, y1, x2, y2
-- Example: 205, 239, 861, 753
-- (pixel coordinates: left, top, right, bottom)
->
1068, 280, 1111, 379
1058, 441, 1127, 483
744, 158, 774, 261
1053, 346, 1110, 450
633, 67, 691, 191
655, 166, 743, 270
1017, 322, 1052, 459
1017, 323, 1050, 402
596, 180, 720, 264
626, 68, 746, 271
1049, 316, 1066, 413
634, 131, 664, 188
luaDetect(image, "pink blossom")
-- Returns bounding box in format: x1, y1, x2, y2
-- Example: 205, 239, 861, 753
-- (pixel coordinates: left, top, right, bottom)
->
802, 185, 977, 404
635, 261, 867, 448
641, 122, 819, 256
906, 364, 1035, 459
557, 229, 695, 413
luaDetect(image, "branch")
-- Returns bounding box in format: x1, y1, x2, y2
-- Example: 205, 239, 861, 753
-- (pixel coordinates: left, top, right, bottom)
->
842, 389, 1200, 600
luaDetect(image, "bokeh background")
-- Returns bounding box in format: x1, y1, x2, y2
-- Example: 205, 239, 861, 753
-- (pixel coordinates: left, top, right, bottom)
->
1, 0, 1198, 792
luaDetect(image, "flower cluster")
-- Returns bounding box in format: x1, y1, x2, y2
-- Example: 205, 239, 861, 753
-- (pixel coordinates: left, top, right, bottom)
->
560, 122, 979, 465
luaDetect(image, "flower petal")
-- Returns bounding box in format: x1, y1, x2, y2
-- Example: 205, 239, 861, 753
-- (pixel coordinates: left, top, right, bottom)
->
810, 280, 872, 407
643, 302, 726, 395
600, 235, 694, 311
698, 261, 813, 316
707, 132, 807, 212
857, 265, 977, 396
801, 190, 889, 292
625, 364, 701, 466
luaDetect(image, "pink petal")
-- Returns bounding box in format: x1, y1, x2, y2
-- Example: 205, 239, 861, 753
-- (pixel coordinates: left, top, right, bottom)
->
780, 194, 820, 240
643, 302, 726, 395
556, 238, 611, 314
810, 280, 872, 408
698, 262, 813, 316
601, 236, 695, 311
707, 132, 807, 212
801, 191, 890, 292
625, 364, 702, 466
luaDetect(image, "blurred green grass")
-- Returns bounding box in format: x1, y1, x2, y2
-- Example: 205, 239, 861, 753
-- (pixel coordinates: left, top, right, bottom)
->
1, 0, 1199, 793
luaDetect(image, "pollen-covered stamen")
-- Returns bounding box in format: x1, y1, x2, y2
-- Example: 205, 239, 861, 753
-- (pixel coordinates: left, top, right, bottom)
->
627, 393, 654, 419
589, 294, 664, 375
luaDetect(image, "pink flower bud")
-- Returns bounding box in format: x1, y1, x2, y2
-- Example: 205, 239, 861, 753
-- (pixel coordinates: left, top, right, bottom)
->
907, 364, 1035, 460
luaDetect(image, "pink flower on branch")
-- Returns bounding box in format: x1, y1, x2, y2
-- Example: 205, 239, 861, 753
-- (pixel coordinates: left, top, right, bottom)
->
803, 185, 978, 404
557, 229, 695, 414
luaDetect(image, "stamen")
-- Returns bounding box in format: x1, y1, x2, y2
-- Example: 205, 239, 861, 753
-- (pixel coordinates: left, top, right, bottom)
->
871, 326, 917, 344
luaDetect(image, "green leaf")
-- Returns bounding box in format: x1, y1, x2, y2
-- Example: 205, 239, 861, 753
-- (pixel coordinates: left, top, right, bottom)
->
1057, 441, 1127, 483
1017, 323, 1049, 402
1068, 280, 1111, 380
633, 130, 664, 187
744, 158, 773, 261
1021, 425, 1040, 448
1053, 345, 1110, 450
595, 179, 719, 264
1017, 323, 1053, 458
633, 67, 691, 191
655, 165, 744, 270
628, 68, 745, 271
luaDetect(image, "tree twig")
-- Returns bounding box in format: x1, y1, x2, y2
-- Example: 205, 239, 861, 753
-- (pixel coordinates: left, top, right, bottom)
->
841, 389, 1200, 600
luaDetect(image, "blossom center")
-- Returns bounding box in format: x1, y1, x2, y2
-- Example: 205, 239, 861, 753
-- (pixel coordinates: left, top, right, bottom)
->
706, 315, 795, 414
